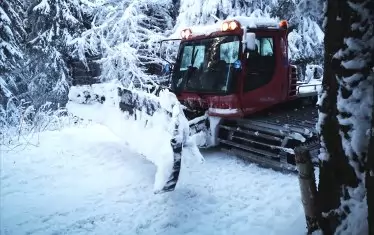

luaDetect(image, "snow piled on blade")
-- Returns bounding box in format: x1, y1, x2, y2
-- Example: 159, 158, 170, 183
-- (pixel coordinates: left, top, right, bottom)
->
67, 82, 203, 192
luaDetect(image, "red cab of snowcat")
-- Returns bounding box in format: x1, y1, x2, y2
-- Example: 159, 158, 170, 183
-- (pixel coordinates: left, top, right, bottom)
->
171, 19, 291, 118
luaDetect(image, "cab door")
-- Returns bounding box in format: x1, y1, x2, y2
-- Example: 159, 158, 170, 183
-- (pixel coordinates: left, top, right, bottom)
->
240, 34, 283, 115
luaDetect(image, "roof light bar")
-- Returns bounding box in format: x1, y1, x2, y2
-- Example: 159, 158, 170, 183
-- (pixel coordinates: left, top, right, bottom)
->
221, 20, 241, 32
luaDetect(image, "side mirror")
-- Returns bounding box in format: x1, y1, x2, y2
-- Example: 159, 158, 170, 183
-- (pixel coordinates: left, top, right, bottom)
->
246, 33, 256, 51
162, 63, 172, 75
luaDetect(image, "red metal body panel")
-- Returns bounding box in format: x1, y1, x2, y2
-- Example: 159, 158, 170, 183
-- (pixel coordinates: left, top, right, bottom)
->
239, 30, 289, 116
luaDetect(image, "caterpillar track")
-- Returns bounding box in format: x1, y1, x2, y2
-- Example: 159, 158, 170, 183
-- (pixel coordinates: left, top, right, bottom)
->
216, 105, 319, 172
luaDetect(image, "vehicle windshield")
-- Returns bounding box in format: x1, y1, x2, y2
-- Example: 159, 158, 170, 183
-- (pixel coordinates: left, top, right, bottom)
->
172, 35, 241, 93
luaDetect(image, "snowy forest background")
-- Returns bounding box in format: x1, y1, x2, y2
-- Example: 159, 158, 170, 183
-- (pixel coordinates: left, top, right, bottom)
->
1, 0, 324, 126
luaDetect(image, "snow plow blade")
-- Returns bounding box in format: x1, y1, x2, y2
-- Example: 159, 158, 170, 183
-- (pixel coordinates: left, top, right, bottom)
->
67, 82, 203, 194
117, 86, 184, 193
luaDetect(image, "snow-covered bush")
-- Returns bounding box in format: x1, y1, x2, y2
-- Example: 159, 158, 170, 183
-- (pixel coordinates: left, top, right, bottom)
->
0, 100, 82, 149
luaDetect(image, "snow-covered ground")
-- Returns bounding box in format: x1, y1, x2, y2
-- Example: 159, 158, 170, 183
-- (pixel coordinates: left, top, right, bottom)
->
1, 123, 308, 235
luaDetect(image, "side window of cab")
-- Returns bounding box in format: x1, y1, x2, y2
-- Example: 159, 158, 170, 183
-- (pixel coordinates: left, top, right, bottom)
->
244, 37, 276, 92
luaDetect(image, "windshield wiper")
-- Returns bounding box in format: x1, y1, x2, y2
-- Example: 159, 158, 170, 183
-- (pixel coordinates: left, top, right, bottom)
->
175, 48, 200, 95
184, 48, 199, 86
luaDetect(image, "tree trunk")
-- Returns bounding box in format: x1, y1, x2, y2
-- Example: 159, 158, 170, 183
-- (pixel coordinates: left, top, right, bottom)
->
317, 1, 348, 233
334, 0, 374, 233
317, 0, 366, 233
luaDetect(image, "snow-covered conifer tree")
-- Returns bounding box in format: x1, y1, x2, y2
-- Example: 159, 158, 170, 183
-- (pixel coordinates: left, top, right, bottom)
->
0, 0, 26, 105
24, 0, 88, 108
283, 0, 325, 81
287, 15, 324, 81
73, 0, 175, 87
175, 0, 278, 27
295, 0, 324, 25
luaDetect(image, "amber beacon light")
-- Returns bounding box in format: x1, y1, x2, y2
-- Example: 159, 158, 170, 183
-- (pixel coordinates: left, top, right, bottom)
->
221, 20, 241, 31
279, 20, 288, 29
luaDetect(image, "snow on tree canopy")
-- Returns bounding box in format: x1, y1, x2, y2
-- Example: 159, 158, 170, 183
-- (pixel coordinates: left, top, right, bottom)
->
71, 0, 175, 87
25, 0, 88, 107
